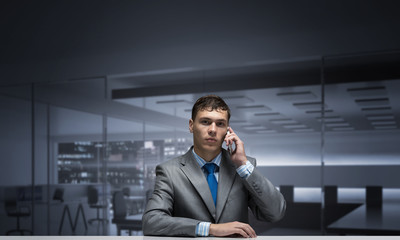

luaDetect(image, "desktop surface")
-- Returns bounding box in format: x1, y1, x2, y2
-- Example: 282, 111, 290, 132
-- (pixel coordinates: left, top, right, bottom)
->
2, 236, 400, 240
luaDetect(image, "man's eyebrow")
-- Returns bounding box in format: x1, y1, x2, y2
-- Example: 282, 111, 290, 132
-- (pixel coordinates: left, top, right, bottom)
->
198, 117, 227, 122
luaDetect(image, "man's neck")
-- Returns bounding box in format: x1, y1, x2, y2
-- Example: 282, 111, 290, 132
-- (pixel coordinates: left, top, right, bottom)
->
193, 146, 221, 162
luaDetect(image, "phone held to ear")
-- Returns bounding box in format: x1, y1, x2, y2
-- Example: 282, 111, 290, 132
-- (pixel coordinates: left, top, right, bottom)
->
227, 129, 233, 155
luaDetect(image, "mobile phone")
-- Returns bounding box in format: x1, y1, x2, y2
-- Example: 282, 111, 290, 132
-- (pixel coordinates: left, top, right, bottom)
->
227, 129, 232, 154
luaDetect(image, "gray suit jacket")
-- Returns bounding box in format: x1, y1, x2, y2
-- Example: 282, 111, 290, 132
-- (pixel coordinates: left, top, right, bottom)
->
142, 147, 286, 237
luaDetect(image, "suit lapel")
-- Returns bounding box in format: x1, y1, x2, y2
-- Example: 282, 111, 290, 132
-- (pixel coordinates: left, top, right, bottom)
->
215, 150, 237, 223
179, 150, 216, 220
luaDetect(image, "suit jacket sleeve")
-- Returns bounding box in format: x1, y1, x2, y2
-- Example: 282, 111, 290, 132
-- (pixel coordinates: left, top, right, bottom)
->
142, 163, 199, 237
244, 157, 286, 222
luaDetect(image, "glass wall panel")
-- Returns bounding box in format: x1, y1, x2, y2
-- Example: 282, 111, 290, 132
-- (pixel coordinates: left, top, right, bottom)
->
34, 79, 107, 235
141, 95, 194, 182
323, 52, 400, 235
0, 84, 33, 235
106, 116, 145, 235
108, 92, 194, 235
4, 53, 399, 236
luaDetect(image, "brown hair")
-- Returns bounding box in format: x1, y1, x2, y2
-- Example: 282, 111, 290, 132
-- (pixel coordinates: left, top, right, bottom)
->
191, 95, 231, 121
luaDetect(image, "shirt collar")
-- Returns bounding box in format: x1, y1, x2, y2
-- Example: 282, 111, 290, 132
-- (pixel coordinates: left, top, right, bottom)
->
192, 148, 222, 169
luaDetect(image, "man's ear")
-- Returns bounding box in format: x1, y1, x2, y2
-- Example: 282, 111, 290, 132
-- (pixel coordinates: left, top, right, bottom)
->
189, 119, 194, 133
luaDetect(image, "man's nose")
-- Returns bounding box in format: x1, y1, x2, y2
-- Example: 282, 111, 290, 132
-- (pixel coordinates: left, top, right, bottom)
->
208, 123, 216, 135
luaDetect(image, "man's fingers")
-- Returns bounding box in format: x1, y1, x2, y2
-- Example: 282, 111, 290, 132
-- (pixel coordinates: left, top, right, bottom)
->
224, 133, 236, 150
246, 225, 257, 238
224, 131, 233, 145
246, 226, 257, 238
228, 126, 235, 134
236, 229, 249, 238
233, 223, 256, 238
239, 223, 256, 238
210, 221, 256, 238
226, 131, 243, 150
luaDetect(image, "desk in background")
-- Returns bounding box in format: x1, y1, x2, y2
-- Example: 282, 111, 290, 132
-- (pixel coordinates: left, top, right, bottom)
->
328, 203, 400, 235
125, 195, 146, 214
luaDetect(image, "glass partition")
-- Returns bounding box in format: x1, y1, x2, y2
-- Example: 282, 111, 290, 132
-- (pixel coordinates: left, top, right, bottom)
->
2, 51, 399, 236
322, 52, 400, 235
34, 79, 107, 235
108, 93, 194, 235
106, 116, 145, 229
0, 84, 34, 235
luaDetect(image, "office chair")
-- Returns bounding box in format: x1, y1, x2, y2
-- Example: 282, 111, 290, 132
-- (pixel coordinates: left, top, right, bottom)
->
122, 187, 130, 197
5, 199, 32, 235
112, 191, 142, 235
53, 188, 64, 202
87, 186, 108, 224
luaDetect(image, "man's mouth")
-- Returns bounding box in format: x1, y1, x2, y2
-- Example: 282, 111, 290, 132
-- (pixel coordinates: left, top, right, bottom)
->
206, 138, 217, 142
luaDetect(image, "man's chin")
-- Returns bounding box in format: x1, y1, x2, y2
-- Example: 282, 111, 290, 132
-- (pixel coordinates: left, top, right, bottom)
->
204, 144, 222, 151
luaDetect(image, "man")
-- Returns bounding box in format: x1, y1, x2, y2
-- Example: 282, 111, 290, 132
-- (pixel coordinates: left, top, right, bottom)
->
142, 95, 286, 237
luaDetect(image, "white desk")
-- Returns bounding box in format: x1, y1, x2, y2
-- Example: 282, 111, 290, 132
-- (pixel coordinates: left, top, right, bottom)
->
2, 236, 400, 240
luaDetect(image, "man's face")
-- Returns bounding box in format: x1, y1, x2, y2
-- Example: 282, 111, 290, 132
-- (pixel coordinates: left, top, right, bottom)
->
189, 108, 229, 158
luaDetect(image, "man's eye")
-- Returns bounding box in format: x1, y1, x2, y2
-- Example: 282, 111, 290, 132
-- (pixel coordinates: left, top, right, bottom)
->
216, 122, 225, 127
201, 120, 209, 124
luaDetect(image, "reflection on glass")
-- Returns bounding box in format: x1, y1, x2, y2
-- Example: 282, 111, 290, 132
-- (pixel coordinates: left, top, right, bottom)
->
57, 138, 194, 185
323, 52, 400, 235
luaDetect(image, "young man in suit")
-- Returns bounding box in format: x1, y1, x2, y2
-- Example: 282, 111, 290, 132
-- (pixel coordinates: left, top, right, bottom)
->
142, 95, 286, 237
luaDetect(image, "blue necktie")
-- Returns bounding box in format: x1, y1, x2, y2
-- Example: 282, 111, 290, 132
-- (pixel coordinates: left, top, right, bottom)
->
204, 163, 218, 205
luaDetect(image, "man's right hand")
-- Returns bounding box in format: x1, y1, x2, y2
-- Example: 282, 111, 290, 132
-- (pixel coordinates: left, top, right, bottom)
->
209, 221, 257, 238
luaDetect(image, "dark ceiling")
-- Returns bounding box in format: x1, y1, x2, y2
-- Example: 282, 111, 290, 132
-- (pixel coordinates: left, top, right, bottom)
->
1, 0, 400, 86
